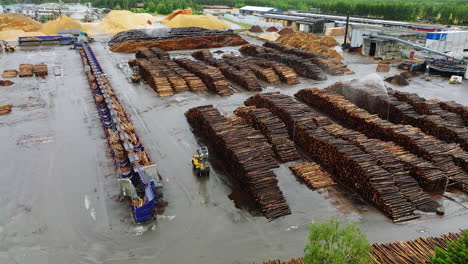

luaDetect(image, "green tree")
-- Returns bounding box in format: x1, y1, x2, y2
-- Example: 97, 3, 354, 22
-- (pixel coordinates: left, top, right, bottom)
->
304, 218, 371, 264
431, 230, 468, 264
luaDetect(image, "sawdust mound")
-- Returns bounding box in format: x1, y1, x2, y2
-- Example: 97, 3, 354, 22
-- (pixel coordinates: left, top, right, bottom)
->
249, 25, 263, 33
0, 13, 42, 32
278, 28, 294, 36
99, 10, 154, 34
259, 32, 280, 41
0, 30, 46, 41
163, 8, 192, 23
276, 31, 342, 59
164, 14, 230, 30
266, 26, 278, 32
41, 15, 88, 35
0, 80, 14, 86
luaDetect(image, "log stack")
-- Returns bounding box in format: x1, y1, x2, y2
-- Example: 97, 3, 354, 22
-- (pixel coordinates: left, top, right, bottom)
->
2, 69, 17, 78
174, 58, 232, 96
223, 55, 281, 84
18, 64, 33, 77
255, 59, 300, 85
134, 58, 174, 97
33, 64, 48, 77
438, 100, 468, 124
258, 53, 327, 80
234, 106, 300, 162
0, 104, 13, 115
185, 105, 290, 219
165, 60, 207, 92
245, 93, 418, 222
295, 88, 468, 192
289, 162, 335, 189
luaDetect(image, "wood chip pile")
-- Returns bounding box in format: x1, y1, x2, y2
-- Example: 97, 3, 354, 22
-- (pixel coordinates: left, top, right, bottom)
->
192, 50, 262, 91
295, 88, 468, 192
185, 105, 291, 219
19, 64, 33, 77
33, 64, 48, 77
174, 58, 232, 96
234, 106, 300, 162
2, 69, 17, 78
245, 93, 418, 222
263, 41, 354, 75
0, 104, 13, 115
109, 27, 248, 53
289, 162, 335, 189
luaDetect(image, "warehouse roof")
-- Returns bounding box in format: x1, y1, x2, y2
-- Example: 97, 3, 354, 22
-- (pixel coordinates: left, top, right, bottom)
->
240, 6, 276, 12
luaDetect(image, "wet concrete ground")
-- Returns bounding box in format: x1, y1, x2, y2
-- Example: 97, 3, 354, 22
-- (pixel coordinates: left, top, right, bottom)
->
0, 41, 467, 264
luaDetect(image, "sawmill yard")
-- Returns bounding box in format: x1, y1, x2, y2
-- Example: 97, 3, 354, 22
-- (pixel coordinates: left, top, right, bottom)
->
1, 33, 467, 263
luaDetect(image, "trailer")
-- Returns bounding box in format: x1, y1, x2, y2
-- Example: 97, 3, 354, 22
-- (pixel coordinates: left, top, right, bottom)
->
18, 35, 75, 46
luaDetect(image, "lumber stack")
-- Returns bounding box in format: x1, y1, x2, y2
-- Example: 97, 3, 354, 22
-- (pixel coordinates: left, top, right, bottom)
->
18, 64, 33, 77
223, 55, 281, 84
134, 58, 174, 97
33, 64, 48, 77
185, 105, 290, 219
235, 106, 300, 162
2, 69, 17, 78
245, 93, 418, 222
289, 162, 335, 189
174, 58, 232, 96
192, 50, 262, 91
438, 100, 468, 124
295, 88, 468, 192
165, 60, 207, 92
0, 104, 13, 115
258, 53, 327, 80
263, 42, 354, 75
255, 59, 300, 85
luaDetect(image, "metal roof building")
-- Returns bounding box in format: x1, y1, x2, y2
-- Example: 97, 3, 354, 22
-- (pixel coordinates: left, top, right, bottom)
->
239, 6, 281, 15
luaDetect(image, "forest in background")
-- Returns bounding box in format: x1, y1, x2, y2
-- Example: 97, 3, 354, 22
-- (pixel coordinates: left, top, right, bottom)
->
2, 0, 468, 25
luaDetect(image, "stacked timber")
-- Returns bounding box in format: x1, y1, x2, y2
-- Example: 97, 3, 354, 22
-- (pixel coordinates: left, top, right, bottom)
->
149, 47, 170, 60
254, 59, 299, 84
295, 88, 468, 192
234, 106, 300, 162
18, 64, 33, 77
165, 60, 207, 92
192, 50, 262, 91
185, 105, 290, 219
239, 44, 277, 56
223, 55, 281, 84
438, 100, 468, 124
245, 93, 418, 222
258, 53, 327, 80
263, 42, 354, 75
33, 64, 48, 77
134, 58, 173, 97
2, 69, 17, 78
174, 58, 232, 96
0, 104, 13, 115
289, 162, 335, 189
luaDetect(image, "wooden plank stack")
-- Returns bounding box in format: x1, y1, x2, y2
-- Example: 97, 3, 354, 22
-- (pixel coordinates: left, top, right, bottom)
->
245, 93, 418, 222
185, 105, 290, 219
33, 64, 48, 77
263, 41, 354, 75
295, 88, 468, 192
234, 106, 300, 162
174, 58, 232, 96
192, 50, 262, 91
2, 69, 17, 78
289, 162, 335, 189
0, 104, 13, 115
18, 64, 33, 77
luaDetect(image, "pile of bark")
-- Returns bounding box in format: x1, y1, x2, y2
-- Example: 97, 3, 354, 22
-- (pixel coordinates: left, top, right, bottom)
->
19, 64, 33, 77
33, 64, 48, 77
174, 58, 232, 96
0, 80, 14, 86
0, 104, 12, 115
192, 50, 262, 91
263, 42, 354, 75
245, 93, 418, 222
234, 106, 300, 162
289, 162, 335, 189
109, 27, 248, 53
249, 25, 263, 33
185, 105, 291, 219
2, 69, 17, 78
295, 88, 467, 192
384, 74, 409, 86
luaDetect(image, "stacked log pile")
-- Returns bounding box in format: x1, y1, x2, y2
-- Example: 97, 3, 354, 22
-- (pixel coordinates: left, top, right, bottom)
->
245, 93, 418, 222
257, 52, 327, 80
254, 59, 300, 85
223, 55, 281, 84
134, 58, 174, 97
174, 58, 232, 96
263, 42, 354, 75
185, 105, 290, 219
2, 69, 17, 78
438, 100, 468, 124
295, 88, 468, 192
234, 106, 300, 162
109, 27, 248, 53
192, 50, 262, 91
0, 104, 13, 115
33, 64, 48, 77
289, 162, 335, 189
19, 64, 33, 77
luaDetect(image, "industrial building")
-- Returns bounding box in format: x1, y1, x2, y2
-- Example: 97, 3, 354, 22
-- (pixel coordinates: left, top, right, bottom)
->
202, 5, 233, 14
239, 6, 281, 15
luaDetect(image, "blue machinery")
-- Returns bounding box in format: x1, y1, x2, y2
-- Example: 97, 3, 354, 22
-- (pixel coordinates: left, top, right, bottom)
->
18, 35, 75, 46
77, 43, 159, 222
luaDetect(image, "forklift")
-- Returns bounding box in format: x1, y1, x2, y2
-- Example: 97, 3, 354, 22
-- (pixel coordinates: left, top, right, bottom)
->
131, 66, 141, 83
2, 41, 16, 52
192, 146, 210, 176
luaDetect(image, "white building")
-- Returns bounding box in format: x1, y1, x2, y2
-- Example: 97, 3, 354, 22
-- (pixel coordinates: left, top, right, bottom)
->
239, 6, 280, 15
425, 31, 468, 58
